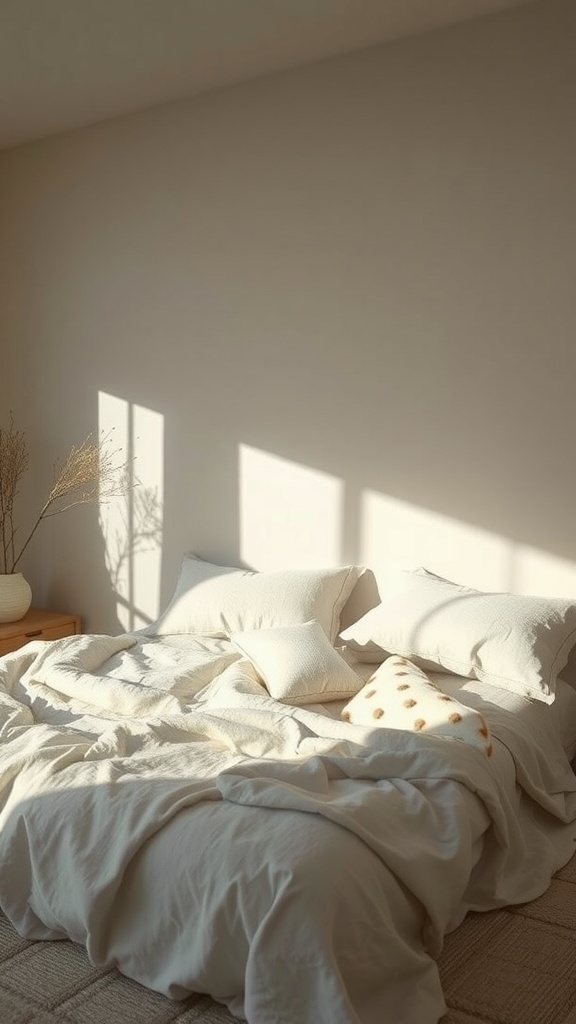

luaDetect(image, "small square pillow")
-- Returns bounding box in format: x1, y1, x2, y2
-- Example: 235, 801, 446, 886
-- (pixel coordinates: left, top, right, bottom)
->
340, 568, 576, 704
151, 555, 361, 642
341, 656, 493, 756
231, 620, 363, 705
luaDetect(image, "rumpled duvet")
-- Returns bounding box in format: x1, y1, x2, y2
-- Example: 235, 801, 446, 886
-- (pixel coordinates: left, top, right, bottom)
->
1, 632, 576, 1024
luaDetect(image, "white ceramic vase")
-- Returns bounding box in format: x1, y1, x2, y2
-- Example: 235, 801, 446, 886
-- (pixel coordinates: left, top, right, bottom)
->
0, 572, 32, 623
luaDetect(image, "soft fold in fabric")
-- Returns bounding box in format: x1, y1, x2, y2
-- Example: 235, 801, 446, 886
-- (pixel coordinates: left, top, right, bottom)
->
1, 631, 576, 1024
340, 568, 576, 703
231, 620, 363, 705
150, 555, 361, 643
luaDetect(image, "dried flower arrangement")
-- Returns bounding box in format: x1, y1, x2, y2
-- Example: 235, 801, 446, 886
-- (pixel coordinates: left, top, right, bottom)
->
0, 416, 127, 575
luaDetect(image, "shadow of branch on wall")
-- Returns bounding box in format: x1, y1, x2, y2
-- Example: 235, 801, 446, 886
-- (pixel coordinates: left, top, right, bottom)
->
100, 474, 164, 626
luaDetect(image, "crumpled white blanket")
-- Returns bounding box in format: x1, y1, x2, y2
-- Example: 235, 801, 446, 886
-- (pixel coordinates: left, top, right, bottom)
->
1, 633, 576, 1024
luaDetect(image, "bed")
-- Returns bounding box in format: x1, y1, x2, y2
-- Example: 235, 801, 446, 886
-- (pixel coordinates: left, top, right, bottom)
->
1, 556, 576, 1024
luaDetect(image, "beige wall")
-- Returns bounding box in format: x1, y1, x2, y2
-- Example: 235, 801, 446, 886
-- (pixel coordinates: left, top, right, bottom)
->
1, 0, 575, 633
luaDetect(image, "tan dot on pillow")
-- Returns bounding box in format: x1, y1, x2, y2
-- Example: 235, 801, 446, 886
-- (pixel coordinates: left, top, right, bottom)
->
340, 656, 493, 756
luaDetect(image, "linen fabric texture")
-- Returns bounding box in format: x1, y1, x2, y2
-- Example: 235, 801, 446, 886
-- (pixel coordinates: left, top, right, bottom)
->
340, 568, 576, 703
231, 620, 363, 705
2, 629, 576, 1024
151, 555, 361, 642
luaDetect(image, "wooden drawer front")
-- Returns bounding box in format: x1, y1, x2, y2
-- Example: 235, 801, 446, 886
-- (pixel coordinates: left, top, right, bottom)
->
0, 634, 30, 656
0, 620, 78, 657
36, 622, 78, 642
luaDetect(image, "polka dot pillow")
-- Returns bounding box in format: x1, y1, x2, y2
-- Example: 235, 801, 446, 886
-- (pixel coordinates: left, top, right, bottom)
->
341, 655, 492, 757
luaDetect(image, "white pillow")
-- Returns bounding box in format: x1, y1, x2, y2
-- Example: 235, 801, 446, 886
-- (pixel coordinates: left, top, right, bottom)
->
340, 568, 576, 703
231, 620, 363, 705
341, 656, 493, 756
151, 554, 361, 642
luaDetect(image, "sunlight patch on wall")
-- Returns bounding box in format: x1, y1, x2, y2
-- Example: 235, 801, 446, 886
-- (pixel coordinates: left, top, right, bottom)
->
511, 546, 576, 599
359, 489, 576, 596
237, 445, 576, 598
98, 392, 164, 630
359, 490, 512, 591
239, 444, 343, 569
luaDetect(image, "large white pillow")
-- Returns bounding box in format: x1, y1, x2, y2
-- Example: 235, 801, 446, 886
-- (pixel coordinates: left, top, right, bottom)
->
340, 568, 576, 704
231, 620, 363, 705
341, 656, 493, 757
151, 555, 361, 642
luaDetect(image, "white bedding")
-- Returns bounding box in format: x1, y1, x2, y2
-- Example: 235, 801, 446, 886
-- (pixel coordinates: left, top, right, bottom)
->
1, 632, 576, 1024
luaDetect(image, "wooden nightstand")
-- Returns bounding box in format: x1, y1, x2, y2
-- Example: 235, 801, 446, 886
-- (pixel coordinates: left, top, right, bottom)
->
0, 608, 81, 657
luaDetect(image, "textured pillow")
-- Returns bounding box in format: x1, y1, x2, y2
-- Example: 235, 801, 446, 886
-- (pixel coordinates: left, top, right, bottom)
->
340, 568, 576, 703
231, 620, 363, 705
151, 554, 361, 642
341, 656, 493, 756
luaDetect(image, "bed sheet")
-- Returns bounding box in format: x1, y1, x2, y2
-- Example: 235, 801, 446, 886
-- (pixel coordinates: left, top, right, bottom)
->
0, 632, 575, 1024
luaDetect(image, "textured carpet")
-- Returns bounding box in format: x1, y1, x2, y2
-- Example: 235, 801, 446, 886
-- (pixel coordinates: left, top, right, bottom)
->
1, 848, 576, 1024
439, 847, 576, 1024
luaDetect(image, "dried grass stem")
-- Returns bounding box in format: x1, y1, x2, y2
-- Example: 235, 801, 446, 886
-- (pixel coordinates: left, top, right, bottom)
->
0, 419, 128, 574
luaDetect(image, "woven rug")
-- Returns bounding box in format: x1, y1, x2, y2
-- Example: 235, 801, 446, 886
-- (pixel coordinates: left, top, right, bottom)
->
1, 848, 576, 1024
439, 846, 576, 1024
